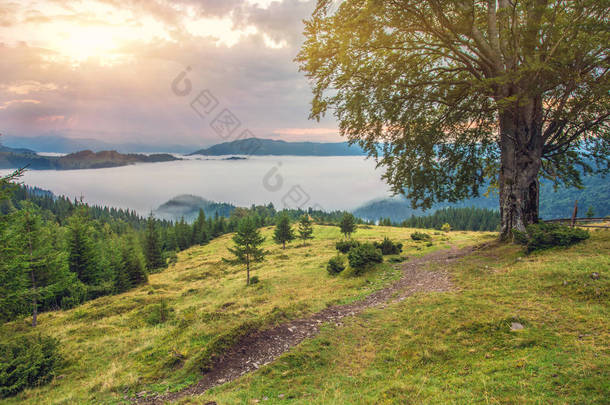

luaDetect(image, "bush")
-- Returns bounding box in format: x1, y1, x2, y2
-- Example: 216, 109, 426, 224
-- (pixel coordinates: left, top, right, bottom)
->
411, 232, 431, 241
335, 240, 360, 253
249, 275, 260, 284
373, 237, 403, 255
514, 223, 590, 253
441, 223, 451, 232
0, 335, 62, 398
327, 255, 346, 275
348, 243, 383, 274
164, 250, 179, 266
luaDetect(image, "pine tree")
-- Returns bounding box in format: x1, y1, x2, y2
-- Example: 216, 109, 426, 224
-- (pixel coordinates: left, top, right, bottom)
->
191, 209, 208, 245
175, 217, 190, 250
339, 213, 356, 239
297, 215, 314, 246
14, 204, 69, 326
586, 206, 595, 218
273, 214, 295, 249
121, 233, 147, 288
67, 209, 98, 284
225, 217, 266, 285
144, 213, 165, 271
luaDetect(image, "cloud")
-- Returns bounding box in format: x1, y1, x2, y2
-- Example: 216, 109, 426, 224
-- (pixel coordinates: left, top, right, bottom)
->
0, 0, 336, 147
1, 80, 59, 95
0, 99, 41, 110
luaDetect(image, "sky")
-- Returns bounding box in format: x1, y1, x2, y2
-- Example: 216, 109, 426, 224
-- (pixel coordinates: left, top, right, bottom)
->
0, 0, 342, 148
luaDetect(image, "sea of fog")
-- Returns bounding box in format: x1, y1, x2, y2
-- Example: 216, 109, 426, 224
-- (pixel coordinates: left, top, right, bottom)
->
1, 155, 393, 215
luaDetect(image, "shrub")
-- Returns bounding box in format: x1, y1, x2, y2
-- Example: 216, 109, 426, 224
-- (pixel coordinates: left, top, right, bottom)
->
348, 243, 383, 274
441, 223, 452, 232
410, 232, 431, 241
514, 223, 590, 253
0, 335, 62, 398
327, 255, 346, 275
335, 240, 360, 253
388, 256, 407, 263
373, 237, 403, 255
164, 250, 179, 266
249, 275, 260, 284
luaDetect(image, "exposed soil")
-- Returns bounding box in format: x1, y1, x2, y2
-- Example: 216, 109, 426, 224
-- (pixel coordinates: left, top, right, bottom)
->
135, 246, 474, 404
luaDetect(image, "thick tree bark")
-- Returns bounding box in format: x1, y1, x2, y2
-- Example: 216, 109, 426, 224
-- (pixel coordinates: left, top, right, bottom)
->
498, 106, 543, 240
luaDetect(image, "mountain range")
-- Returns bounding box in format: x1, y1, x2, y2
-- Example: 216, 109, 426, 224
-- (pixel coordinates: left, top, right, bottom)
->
0, 147, 180, 170
189, 138, 365, 156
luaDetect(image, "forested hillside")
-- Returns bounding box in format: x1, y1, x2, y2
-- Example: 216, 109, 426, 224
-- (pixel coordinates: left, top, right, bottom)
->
355, 172, 609, 222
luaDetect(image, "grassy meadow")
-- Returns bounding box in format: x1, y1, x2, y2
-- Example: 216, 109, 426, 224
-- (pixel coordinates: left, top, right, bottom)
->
184, 229, 610, 404
0, 225, 494, 404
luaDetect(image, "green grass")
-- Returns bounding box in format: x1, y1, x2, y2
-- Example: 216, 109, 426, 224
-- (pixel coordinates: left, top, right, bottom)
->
183, 229, 610, 405
0, 225, 492, 404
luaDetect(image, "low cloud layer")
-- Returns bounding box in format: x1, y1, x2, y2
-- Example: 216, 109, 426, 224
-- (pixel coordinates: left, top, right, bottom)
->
0, 0, 339, 148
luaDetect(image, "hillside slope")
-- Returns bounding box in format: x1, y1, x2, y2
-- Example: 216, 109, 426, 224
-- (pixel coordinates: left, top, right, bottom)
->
2, 227, 608, 404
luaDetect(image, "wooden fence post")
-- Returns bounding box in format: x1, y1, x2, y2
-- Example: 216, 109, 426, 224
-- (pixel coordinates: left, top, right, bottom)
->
571, 200, 578, 228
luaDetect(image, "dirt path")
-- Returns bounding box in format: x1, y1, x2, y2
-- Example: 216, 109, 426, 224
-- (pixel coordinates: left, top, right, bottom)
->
136, 246, 473, 404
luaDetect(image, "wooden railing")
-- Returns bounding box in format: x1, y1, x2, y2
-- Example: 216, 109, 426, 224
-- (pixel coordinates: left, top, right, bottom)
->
542, 217, 610, 228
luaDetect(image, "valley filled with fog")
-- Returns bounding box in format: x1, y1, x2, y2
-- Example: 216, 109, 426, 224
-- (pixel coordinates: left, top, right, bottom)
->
2, 155, 392, 214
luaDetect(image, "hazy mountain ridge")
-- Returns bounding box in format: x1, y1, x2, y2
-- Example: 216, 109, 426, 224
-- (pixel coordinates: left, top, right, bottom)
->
0, 149, 180, 170
154, 194, 236, 222
190, 138, 366, 156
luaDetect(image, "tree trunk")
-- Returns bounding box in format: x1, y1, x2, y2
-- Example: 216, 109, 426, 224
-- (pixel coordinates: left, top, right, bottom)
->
498, 108, 543, 240
246, 260, 250, 285
31, 272, 37, 327
28, 229, 37, 327
282, 241, 286, 249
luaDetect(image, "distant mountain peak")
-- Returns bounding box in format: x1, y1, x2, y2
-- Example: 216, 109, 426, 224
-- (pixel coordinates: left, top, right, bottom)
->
189, 138, 365, 156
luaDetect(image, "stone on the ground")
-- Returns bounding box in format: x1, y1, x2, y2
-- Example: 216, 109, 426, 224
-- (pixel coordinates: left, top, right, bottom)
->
510, 322, 524, 331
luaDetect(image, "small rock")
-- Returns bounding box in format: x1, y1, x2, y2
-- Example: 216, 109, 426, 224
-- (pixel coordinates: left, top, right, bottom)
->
510, 322, 524, 331
137, 391, 147, 398
263, 397, 269, 401
278, 394, 285, 398
591, 272, 600, 280
517, 257, 522, 261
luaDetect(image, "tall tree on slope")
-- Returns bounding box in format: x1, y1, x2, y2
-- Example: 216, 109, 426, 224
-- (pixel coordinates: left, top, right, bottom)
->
297, 0, 609, 239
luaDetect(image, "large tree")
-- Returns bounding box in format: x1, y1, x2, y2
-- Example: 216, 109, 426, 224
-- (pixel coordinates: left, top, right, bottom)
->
297, 0, 609, 239
14, 204, 69, 327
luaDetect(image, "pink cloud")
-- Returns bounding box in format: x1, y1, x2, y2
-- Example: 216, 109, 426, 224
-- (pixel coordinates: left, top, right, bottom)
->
0, 99, 40, 110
